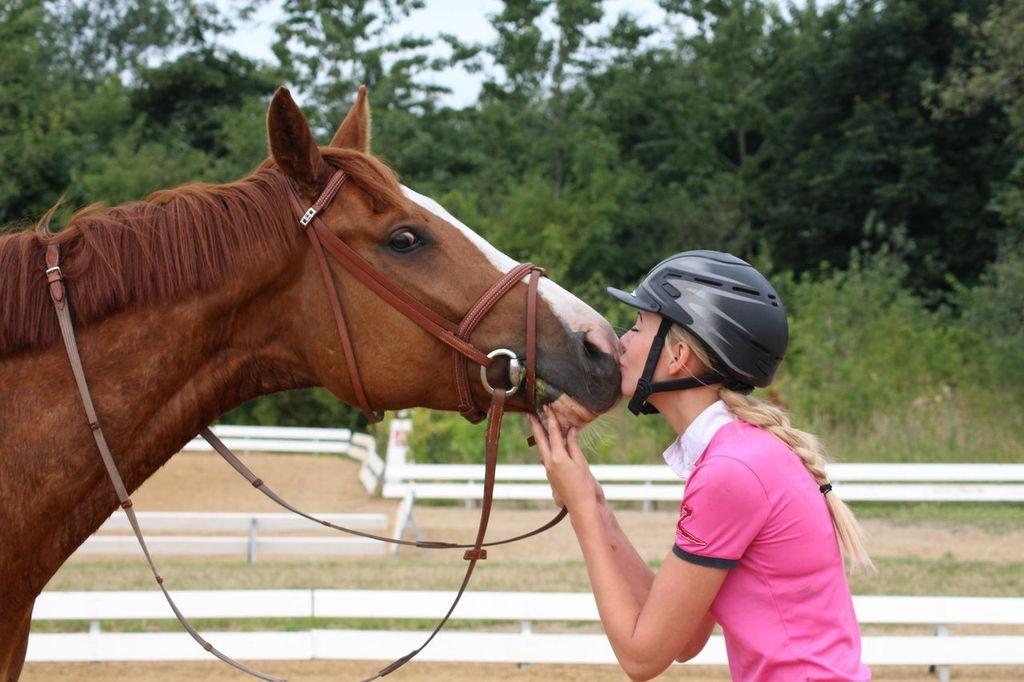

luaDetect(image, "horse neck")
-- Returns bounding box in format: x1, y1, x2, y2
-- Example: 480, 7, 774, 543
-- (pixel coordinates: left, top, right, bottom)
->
0, 212, 310, 605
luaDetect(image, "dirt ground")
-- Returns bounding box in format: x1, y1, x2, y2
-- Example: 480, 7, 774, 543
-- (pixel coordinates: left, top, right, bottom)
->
24, 659, 1024, 679
21, 660, 1024, 681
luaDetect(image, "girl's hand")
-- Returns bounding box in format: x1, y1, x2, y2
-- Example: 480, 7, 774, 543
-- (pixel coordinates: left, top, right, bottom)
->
528, 407, 605, 513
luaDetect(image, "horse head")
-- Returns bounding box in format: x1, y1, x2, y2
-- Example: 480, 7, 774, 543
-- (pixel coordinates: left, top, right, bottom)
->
265, 87, 621, 426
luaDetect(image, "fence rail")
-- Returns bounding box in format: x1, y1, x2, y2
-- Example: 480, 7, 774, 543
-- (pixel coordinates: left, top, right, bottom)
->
81, 511, 389, 562
28, 590, 1024, 677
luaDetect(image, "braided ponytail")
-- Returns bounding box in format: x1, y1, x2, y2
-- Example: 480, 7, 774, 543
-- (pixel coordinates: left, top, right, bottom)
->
668, 326, 875, 571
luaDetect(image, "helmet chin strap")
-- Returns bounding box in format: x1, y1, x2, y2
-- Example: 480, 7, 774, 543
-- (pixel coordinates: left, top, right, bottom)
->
627, 317, 723, 415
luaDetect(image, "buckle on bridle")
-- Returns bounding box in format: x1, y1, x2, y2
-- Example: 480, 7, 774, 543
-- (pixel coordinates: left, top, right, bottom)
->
480, 348, 524, 397
299, 207, 317, 226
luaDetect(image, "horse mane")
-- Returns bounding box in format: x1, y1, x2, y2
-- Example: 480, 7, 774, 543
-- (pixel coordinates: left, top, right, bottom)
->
0, 148, 404, 358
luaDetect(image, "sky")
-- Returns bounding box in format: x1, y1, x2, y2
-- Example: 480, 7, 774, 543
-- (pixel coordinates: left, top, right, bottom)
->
217, 0, 673, 107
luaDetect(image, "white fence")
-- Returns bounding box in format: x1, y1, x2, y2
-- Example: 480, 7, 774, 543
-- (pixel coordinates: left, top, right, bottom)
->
184, 425, 356, 455
28, 590, 1024, 679
383, 462, 1024, 504
381, 413, 1024, 506
181, 424, 384, 495
78, 512, 389, 561
174, 423, 1024, 505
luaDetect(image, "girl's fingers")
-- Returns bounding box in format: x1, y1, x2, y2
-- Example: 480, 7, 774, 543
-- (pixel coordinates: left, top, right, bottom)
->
528, 415, 547, 448
543, 408, 566, 459
528, 416, 551, 463
532, 411, 548, 448
566, 427, 585, 462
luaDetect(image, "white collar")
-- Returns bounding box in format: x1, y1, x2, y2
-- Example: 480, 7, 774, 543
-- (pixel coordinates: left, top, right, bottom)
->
662, 399, 736, 479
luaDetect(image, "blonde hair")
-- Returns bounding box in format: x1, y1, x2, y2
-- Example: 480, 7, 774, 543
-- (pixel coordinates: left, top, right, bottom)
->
667, 325, 875, 571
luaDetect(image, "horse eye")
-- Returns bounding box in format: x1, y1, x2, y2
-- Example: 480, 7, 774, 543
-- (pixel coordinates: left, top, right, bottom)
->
388, 229, 422, 252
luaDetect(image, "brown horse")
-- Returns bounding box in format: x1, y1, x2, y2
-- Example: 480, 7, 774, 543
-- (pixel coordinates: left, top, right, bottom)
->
0, 87, 620, 679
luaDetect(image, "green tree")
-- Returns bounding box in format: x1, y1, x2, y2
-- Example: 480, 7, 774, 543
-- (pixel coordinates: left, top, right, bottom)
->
754, 0, 1011, 295
925, 0, 1024, 235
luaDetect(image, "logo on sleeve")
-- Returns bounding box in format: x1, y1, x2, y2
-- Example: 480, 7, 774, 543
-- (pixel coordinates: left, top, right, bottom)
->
676, 504, 707, 546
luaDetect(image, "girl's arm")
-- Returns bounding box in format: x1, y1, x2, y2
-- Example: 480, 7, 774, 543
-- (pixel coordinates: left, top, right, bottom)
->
531, 412, 726, 681
593, 493, 716, 664
577, 470, 656, 606
571, 499, 725, 680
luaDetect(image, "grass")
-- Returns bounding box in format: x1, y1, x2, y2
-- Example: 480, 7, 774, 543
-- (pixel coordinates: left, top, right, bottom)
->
47, 553, 1023, 596
444, 499, 1024, 533
846, 502, 1024, 530
47, 557, 593, 592
817, 389, 1024, 463
848, 556, 1024, 596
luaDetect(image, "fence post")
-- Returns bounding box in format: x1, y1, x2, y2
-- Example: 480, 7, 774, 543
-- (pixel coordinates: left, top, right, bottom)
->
931, 624, 950, 682
517, 619, 533, 669
248, 517, 258, 564
385, 411, 412, 472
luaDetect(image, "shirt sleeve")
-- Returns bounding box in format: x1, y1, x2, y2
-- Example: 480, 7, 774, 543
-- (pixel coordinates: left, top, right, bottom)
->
673, 455, 770, 569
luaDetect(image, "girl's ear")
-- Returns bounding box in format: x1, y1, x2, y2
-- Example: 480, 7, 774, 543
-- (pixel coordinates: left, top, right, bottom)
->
666, 340, 693, 375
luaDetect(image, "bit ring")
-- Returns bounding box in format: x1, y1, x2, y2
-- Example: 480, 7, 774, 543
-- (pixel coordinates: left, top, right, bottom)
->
481, 348, 524, 396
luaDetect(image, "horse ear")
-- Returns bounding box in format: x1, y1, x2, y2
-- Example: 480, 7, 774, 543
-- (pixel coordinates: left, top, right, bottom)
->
267, 86, 327, 187
329, 85, 371, 152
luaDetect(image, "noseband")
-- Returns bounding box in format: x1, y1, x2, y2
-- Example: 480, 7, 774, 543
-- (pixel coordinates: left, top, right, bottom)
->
41, 168, 568, 682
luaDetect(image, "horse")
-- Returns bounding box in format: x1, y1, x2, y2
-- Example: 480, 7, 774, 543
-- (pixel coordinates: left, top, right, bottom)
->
0, 86, 621, 680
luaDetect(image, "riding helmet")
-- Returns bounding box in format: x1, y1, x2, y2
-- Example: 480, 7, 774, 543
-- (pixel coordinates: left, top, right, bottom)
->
607, 250, 788, 414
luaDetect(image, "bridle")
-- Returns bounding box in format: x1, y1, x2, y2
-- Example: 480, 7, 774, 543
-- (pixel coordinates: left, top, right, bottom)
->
41, 167, 568, 681
284, 169, 543, 424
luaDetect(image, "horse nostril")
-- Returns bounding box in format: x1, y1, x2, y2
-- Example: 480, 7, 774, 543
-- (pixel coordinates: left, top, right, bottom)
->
577, 323, 619, 361
582, 337, 603, 358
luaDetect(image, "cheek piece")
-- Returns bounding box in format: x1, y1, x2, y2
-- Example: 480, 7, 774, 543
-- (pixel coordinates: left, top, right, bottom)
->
628, 317, 738, 416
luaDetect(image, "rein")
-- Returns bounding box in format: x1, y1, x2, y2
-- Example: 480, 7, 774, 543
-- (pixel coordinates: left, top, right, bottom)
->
41, 168, 567, 681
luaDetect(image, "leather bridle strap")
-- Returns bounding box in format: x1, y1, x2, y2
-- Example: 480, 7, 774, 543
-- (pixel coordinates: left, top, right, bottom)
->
42, 244, 284, 682
452, 261, 541, 421
305, 226, 380, 420
359, 388, 506, 682
525, 268, 541, 414
310, 218, 493, 366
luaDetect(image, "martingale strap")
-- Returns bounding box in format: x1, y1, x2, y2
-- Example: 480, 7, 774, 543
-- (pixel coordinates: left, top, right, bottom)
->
198, 427, 567, 551
43, 244, 285, 682
360, 389, 506, 682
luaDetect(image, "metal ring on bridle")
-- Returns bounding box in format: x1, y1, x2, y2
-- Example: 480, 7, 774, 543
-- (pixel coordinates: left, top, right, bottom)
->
480, 348, 524, 396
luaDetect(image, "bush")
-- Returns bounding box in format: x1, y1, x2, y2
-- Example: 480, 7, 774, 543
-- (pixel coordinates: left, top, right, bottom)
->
951, 241, 1024, 391
770, 247, 968, 429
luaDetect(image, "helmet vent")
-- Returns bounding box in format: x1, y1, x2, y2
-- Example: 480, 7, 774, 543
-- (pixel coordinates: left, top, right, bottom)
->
693, 276, 723, 287
731, 285, 760, 296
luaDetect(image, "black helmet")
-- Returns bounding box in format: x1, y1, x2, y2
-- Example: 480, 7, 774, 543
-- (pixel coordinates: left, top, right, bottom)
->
607, 250, 788, 415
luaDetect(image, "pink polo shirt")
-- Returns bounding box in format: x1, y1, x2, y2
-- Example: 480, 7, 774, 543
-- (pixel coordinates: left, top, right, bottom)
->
673, 412, 870, 681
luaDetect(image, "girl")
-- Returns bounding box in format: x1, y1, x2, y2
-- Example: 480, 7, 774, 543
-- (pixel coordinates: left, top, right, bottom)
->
529, 250, 872, 681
